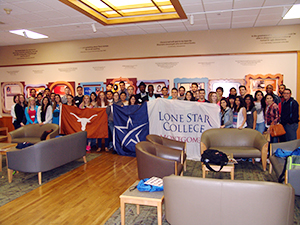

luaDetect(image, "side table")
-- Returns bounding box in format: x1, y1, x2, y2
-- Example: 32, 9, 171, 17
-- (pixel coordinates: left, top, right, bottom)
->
120, 180, 164, 225
0, 143, 18, 172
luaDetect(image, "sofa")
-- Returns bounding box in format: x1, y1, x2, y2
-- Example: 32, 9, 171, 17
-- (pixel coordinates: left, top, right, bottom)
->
163, 175, 294, 225
201, 128, 268, 170
8, 123, 59, 144
269, 139, 300, 195
146, 134, 187, 170
6, 131, 87, 184
136, 141, 183, 179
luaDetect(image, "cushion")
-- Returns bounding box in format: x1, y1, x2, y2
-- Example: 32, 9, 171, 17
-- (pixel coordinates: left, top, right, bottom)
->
40, 129, 53, 141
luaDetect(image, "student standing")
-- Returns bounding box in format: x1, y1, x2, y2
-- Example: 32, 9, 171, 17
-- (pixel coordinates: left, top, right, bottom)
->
254, 91, 266, 134
37, 97, 53, 125
233, 96, 247, 129
14, 94, 27, 129
25, 97, 38, 125
244, 94, 257, 130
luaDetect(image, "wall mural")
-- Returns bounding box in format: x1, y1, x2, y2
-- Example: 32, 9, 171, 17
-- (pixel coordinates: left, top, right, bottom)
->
136, 79, 169, 94
106, 77, 137, 94
24, 84, 48, 98
48, 81, 75, 97
245, 73, 283, 95
79, 82, 106, 95
1, 81, 25, 114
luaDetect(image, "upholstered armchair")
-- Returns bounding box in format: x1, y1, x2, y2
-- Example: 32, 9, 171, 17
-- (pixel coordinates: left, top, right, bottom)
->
146, 134, 187, 171
135, 141, 184, 180
8, 123, 59, 144
201, 128, 268, 171
269, 139, 300, 195
163, 175, 294, 225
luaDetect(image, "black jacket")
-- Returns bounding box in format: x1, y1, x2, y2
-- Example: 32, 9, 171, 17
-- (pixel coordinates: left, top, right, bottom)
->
281, 97, 299, 125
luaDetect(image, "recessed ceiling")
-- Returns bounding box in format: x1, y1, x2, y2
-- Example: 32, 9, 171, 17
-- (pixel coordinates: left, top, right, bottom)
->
0, 0, 299, 46
59, 0, 187, 25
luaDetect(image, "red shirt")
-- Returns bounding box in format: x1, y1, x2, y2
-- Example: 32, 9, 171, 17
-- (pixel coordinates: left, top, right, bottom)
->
28, 109, 36, 122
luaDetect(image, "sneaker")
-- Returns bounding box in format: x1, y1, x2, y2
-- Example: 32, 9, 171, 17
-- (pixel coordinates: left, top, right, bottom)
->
86, 145, 91, 151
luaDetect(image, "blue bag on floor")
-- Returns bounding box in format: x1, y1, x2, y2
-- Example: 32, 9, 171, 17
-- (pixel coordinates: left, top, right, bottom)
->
137, 178, 163, 192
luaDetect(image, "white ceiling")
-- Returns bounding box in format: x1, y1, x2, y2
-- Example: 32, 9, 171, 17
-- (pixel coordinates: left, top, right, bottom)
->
0, 0, 300, 46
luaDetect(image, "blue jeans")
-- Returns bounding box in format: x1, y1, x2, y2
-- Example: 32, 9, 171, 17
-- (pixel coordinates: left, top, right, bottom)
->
105, 121, 114, 149
255, 122, 265, 134
284, 123, 298, 141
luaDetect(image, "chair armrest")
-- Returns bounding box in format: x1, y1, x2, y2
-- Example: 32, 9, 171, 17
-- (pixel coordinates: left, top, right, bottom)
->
200, 132, 211, 154
9, 128, 25, 139
154, 143, 183, 163
271, 139, 300, 155
162, 138, 186, 152
136, 149, 179, 179
253, 133, 268, 151
200, 142, 207, 155
47, 128, 59, 140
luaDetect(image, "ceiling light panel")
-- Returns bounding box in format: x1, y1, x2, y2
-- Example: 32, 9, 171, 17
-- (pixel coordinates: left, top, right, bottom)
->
283, 4, 300, 19
9, 29, 48, 39
59, 0, 186, 25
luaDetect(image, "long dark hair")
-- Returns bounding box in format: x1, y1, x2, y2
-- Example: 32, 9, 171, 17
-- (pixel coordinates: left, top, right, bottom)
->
129, 95, 137, 105
220, 98, 229, 113
41, 97, 51, 113
52, 94, 62, 113
90, 92, 97, 102
184, 91, 195, 101
233, 96, 245, 113
244, 94, 255, 111
254, 90, 266, 112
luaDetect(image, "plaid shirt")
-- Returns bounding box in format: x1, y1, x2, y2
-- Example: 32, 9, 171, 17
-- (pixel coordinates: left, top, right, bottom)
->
264, 102, 279, 126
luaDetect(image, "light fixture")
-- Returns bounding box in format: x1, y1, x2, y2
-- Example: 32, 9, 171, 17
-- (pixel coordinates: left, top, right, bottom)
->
190, 14, 194, 25
23, 31, 28, 38
3, 8, 12, 15
91, 23, 97, 32
59, 0, 187, 25
9, 29, 48, 39
283, 4, 300, 19
281, 7, 288, 18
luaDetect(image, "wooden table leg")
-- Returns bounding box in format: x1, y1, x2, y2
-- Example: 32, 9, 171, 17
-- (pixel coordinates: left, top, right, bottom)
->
0, 154, 2, 172
202, 164, 206, 178
136, 204, 140, 214
157, 201, 162, 225
231, 167, 234, 180
120, 198, 125, 225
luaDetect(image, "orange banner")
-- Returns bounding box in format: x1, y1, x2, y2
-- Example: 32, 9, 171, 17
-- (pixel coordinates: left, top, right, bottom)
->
61, 105, 108, 138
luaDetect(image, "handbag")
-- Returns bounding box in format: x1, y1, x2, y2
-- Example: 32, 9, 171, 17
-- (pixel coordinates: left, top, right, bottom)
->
269, 124, 286, 137
201, 149, 228, 172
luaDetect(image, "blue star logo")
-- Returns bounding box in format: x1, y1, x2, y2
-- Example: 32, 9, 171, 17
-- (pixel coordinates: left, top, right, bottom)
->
115, 116, 148, 148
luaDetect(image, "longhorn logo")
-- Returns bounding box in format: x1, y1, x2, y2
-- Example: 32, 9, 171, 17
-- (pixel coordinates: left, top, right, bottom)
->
70, 113, 98, 131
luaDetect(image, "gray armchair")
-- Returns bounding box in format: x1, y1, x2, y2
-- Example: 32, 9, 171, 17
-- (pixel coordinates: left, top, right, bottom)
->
146, 134, 187, 171
135, 141, 183, 180
163, 175, 294, 225
269, 139, 300, 195
8, 123, 59, 144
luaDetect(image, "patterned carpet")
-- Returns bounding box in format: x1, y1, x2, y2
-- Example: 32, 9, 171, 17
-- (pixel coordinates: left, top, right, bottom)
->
0, 153, 100, 207
105, 160, 300, 225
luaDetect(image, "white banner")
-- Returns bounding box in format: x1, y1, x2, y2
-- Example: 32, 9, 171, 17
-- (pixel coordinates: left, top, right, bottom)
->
147, 98, 220, 161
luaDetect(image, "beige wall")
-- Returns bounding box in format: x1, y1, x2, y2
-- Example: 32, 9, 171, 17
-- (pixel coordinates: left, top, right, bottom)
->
0, 25, 299, 66
0, 25, 299, 115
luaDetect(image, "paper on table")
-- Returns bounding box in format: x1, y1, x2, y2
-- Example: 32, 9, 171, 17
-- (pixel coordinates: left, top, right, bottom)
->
144, 177, 163, 187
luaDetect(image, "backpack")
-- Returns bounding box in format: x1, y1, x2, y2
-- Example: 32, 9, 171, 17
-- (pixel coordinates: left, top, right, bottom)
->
201, 149, 229, 172
277, 147, 300, 183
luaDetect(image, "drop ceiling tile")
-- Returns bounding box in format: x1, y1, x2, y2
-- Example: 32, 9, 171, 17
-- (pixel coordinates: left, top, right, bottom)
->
259, 7, 286, 14
34, 10, 66, 19
263, 0, 295, 6
256, 14, 281, 21
233, 0, 264, 8
206, 11, 232, 19
11, 13, 44, 22
209, 23, 231, 30
13, 1, 52, 12
254, 20, 279, 27
181, 4, 204, 13
279, 18, 300, 25
232, 15, 257, 23
163, 26, 188, 32
186, 24, 209, 31
231, 21, 255, 28
203, 1, 233, 11
232, 9, 260, 16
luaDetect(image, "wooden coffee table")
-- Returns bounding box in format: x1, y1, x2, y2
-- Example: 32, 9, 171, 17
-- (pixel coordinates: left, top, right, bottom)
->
0, 143, 18, 172
202, 154, 235, 180
120, 180, 164, 225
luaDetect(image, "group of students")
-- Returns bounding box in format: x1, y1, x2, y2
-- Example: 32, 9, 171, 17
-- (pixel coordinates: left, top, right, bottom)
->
11, 81, 299, 152
217, 84, 299, 144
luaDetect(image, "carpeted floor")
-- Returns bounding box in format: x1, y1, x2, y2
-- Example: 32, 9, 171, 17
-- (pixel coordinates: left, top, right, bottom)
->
0, 153, 100, 207
105, 160, 300, 225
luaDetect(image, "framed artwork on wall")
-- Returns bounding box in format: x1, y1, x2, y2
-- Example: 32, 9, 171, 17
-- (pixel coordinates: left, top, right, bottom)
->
136, 79, 169, 94
245, 74, 283, 95
79, 82, 106, 96
208, 79, 245, 97
48, 81, 75, 97
1, 81, 25, 114
24, 84, 48, 98
174, 77, 209, 97
106, 77, 137, 94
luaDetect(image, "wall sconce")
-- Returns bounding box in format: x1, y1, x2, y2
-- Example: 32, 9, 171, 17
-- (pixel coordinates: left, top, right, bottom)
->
190, 14, 194, 25
91, 23, 97, 33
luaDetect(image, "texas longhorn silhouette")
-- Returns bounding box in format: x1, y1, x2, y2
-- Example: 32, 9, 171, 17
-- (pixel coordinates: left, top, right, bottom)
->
70, 113, 98, 131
